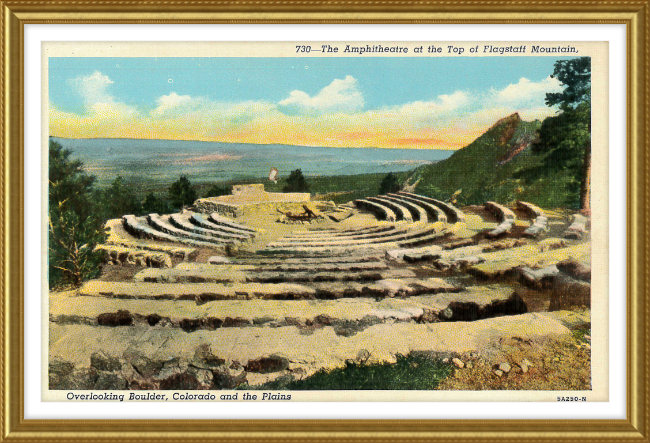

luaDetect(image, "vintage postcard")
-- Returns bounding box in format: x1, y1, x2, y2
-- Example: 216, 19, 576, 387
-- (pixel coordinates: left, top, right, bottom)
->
43, 41, 607, 403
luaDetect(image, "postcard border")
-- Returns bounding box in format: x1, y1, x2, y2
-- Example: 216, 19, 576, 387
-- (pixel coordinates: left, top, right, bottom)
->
2, 2, 648, 441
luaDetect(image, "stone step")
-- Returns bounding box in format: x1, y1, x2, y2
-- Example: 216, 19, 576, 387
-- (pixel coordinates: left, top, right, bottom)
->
79, 277, 460, 301
556, 258, 591, 282
380, 195, 428, 222
147, 214, 233, 245
105, 219, 197, 260
52, 284, 524, 332
563, 214, 589, 239
388, 193, 447, 223
178, 261, 389, 273
95, 245, 172, 268
523, 216, 549, 239
169, 214, 251, 242
208, 213, 257, 234
240, 254, 383, 265
354, 199, 397, 222
279, 226, 405, 242
367, 196, 413, 222
396, 227, 451, 248
291, 225, 393, 236
190, 213, 256, 238
134, 266, 417, 284
397, 192, 465, 223
49, 312, 570, 388
485, 201, 517, 221
122, 215, 221, 250
516, 201, 545, 218
269, 225, 441, 248
468, 242, 589, 280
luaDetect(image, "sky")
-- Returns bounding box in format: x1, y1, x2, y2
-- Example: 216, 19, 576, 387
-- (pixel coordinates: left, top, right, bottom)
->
48, 56, 575, 150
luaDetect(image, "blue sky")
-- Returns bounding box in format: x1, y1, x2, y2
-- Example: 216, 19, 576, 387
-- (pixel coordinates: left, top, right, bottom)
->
49, 56, 577, 149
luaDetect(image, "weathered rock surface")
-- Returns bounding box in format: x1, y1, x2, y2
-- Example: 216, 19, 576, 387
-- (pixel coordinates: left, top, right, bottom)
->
49, 312, 571, 388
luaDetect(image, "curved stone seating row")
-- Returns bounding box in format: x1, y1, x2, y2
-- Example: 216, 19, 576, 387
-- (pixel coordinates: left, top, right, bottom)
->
484, 202, 517, 239
288, 225, 395, 239
136, 266, 416, 284
269, 224, 440, 248
281, 227, 405, 243
106, 218, 197, 259
524, 216, 548, 239
96, 244, 172, 268
381, 195, 427, 222
367, 197, 413, 222
485, 201, 516, 221
397, 192, 465, 223
243, 254, 383, 265
170, 214, 251, 242
147, 214, 234, 245
397, 228, 451, 248
564, 214, 588, 240
516, 201, 544, 218
122, 215, 219, 249
79, 277, 461, 301
190, 213, 255, 239
354, 199, 397, 222
208, 213, 256, 234
388, 193, 447, 223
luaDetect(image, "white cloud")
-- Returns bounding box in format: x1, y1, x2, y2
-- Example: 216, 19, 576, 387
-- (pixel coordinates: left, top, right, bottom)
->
385, 91, 470, 117
493, 76, 563, 107
279, 75, 365, 113
69, 71, 115, 107
151, 92, 197, 117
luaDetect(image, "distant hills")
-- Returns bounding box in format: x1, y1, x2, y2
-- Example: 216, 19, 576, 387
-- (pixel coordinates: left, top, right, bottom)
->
407, 113, 579, 209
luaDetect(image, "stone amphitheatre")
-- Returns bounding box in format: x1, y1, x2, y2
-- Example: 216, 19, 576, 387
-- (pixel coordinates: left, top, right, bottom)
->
49, 183, 591, 391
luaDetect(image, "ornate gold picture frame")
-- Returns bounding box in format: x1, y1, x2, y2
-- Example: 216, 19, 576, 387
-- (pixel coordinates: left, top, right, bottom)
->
2, 1, 648, 441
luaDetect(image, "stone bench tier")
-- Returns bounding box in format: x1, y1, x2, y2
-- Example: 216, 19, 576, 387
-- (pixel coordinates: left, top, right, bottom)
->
397, 229, 452, 248
170, 214, 251, 242
485, 201, 517, 222
380, 195, 428, 222
397, 192, 465, 223
366, 197, 413, 222
516, 201, 545, 218
79, 277, 461, 301
279, 227, 407, 243
523, 216, 548, 239
190, 213, 255, 238
354, 199, 397, 222
269, 225, 440, 248
122, 215, 219, 249
388, 193, 447, 223
208, 213, 256, 234
486, 219, 516, 239
563, 214, 589, 240
289, 225, 396, 238
136, 267, 417, 284
147, 214, 233, 245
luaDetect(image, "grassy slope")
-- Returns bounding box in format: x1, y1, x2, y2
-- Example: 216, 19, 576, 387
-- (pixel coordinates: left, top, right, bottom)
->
411, 114, 578, 208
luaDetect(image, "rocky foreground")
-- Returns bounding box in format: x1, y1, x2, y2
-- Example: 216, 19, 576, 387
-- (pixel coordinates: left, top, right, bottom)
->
50, 197, 591, 391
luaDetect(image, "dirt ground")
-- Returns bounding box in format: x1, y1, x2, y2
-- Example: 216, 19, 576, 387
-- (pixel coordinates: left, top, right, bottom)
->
437, 326, 591, 390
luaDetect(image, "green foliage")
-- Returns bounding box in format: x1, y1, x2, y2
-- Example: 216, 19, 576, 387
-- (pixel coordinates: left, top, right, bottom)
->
168, 175, 197, 209
412, 117, 571, 206
204, 184, 231, 198
546, 57, 591, 111
141, 192, 171, 215
283, 169, 310, 193
526, 57, 591, 209
100, 176, 143, 219
378, 172, 401, 194
241, 354, 452, 390
48, 139, 105, 288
